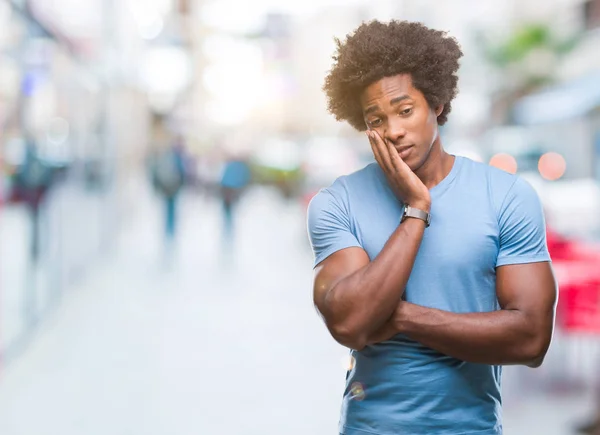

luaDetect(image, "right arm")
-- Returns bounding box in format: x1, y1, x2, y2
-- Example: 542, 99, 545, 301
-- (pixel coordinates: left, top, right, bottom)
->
311, 130, 430, 351
313, 217, 427, 350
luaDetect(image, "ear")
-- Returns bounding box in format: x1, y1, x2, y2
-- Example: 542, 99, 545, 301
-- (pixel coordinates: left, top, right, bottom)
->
435, 105, 444, 117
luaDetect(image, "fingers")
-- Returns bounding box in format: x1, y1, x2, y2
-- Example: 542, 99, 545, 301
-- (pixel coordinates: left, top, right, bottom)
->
367, 130, 391, 170
385, 134, 411, 174
366, 130, 382, 167
372, 130, 409, 174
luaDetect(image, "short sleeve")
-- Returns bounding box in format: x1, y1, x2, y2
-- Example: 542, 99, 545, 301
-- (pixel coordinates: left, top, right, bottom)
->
496, 177, 551, 267
307, 189, 362, 268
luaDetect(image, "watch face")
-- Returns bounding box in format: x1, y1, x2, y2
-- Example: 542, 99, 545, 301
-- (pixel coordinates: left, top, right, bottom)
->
403, 205, 430, 227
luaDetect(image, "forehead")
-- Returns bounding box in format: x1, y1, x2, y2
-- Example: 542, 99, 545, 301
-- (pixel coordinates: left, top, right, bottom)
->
360, 74, 422, 108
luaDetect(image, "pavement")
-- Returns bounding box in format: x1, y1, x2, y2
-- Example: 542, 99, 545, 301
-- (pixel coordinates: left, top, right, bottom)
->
0, 183, 597, 435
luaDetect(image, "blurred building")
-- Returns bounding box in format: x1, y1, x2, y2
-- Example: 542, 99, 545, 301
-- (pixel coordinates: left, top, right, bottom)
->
0, 0, 180, 361
1, 0, 599, 366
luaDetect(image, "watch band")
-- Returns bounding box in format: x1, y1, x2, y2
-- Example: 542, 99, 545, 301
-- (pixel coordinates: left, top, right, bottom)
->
401, 205, 431, 227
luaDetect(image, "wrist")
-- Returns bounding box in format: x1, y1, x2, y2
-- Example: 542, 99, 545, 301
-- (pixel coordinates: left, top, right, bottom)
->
393, 302, 413, 334
401, 202, 431, 227
407, 200, 431, 213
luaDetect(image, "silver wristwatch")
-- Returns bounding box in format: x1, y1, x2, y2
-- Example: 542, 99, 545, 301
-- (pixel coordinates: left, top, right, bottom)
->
401, 204, 431, 227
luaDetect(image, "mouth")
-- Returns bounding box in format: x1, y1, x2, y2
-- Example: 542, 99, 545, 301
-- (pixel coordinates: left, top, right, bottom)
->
395, 145, 414, 155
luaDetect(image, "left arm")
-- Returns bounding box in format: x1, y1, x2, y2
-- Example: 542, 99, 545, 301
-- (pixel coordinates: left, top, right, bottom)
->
365, 178, 558, 368
381, 262, 557, 367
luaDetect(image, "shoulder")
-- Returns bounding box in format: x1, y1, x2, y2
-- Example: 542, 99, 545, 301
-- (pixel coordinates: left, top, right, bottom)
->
458, 157, 537, 213
309, 162, 380, 207
331, 162, 381, 190
469, 160, 543, 227
459, 156, 518, 189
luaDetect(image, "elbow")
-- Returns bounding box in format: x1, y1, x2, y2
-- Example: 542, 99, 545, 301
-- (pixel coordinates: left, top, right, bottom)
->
525, 351, 546, 368
330, 323, 368, 351
526, 357, 544, 369
522, 336, 552, 369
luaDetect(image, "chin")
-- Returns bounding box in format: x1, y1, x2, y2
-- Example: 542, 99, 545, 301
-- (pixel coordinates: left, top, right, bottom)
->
406, 148, 431, 172
405, 160, 418, 171
408, 155, 427, 173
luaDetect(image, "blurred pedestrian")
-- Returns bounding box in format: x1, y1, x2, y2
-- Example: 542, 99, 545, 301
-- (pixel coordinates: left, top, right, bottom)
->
150, 134, 187, 246
307, 20, 558, 435
219, 156, 251, 240
13, 140, 54, 262
12, 140, 56, 326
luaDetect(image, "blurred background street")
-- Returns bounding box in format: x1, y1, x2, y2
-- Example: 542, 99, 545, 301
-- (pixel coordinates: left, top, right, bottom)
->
0, 185, 597, 435
1, 0, 600, 434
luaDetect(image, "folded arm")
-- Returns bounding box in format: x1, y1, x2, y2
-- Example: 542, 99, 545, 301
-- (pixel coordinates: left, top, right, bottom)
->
366, 261, 558, 367
313, 217, 427, 350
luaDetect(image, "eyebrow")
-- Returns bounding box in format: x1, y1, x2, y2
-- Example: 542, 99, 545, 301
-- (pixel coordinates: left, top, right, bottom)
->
364, 95, 412, 116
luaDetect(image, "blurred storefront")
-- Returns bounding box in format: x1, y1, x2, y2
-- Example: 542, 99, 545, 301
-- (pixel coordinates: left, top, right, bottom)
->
0, 0, 155, 363
505, 1, 600, 238
458, 0, 600, 239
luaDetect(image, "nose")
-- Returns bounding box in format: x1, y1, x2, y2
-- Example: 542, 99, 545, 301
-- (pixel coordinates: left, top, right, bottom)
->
385, 116, 407, 144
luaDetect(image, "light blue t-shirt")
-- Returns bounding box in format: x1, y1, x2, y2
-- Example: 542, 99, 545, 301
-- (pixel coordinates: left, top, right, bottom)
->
307, 156, 551, 435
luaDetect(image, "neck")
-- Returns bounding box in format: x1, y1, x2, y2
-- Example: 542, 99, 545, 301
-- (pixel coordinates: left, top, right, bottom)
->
414, 138, 455, 190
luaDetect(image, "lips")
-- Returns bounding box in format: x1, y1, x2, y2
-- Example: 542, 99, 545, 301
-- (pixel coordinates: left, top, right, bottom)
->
395, 145, 414, 153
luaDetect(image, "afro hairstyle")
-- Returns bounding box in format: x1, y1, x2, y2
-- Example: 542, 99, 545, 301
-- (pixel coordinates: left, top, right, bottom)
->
323, 20, 463, 131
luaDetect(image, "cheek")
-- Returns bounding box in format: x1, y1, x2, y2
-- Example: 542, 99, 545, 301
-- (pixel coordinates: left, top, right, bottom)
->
411, 115, 438, 148
423, 110, 439, 133
427, 108, 440, 129
411, 112, 435, 136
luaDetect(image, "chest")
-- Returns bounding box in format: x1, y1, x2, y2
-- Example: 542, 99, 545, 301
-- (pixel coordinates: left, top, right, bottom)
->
352, 195, 500, 275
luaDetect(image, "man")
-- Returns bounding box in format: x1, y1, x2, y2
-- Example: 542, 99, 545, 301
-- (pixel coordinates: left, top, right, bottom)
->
307, 20, 557, 435
219, 155, 251, 240
150, 133, 187, 244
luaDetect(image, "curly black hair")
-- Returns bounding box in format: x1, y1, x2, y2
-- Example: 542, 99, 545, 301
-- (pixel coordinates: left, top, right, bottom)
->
323, 20, 463, 130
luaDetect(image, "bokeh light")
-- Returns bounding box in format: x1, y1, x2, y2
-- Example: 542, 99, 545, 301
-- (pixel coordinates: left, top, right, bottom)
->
341, 354, 356, 372
489, 153, 518, 174
350, 382, 365, 401
538, 152, 567, 181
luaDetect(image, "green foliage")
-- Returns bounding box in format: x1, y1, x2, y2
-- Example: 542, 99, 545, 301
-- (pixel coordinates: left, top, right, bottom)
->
481, 23, 581, 67
250, 163, 303, 184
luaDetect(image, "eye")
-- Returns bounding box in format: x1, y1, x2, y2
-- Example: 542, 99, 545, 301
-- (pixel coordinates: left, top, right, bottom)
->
400, 108, 413, 116
368, 118, 382, 127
